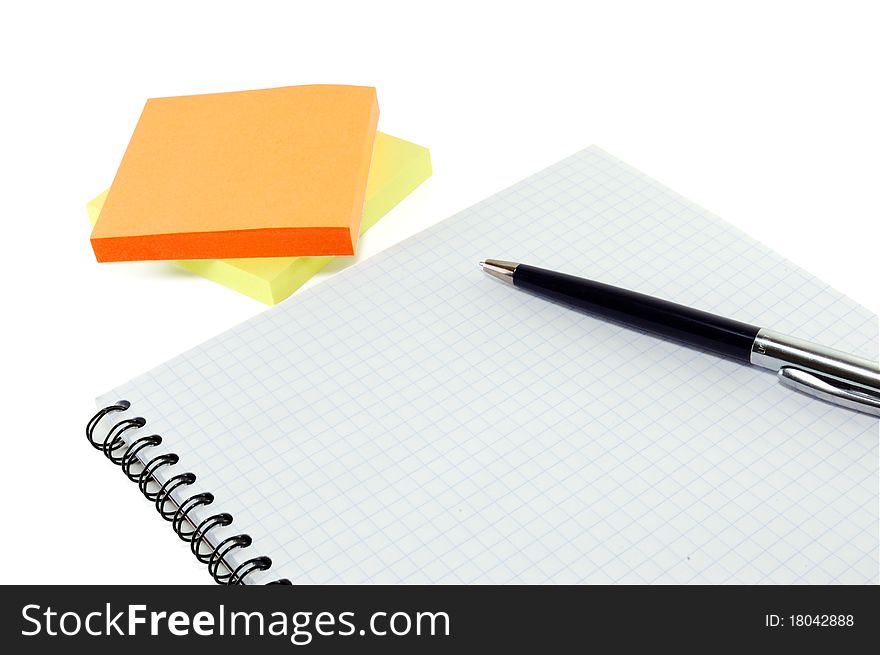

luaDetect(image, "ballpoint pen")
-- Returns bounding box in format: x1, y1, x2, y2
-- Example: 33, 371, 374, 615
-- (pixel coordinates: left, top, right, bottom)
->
480, 259, 880, 416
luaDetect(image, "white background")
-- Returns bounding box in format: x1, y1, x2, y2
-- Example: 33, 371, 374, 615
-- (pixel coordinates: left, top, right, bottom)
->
1, 1, 877, 584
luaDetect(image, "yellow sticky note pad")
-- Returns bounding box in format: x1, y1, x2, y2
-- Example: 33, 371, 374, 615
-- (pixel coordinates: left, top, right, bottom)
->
88, 132, 431, 304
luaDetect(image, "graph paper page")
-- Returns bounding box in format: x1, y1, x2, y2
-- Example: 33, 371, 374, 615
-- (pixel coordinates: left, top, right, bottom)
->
98, 146, 878, 584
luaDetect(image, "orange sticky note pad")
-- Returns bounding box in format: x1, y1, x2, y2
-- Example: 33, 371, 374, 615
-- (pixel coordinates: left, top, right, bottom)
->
90, 85, 379, 262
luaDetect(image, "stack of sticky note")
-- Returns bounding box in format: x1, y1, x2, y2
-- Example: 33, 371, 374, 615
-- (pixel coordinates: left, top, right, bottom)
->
88, 85, 431, 304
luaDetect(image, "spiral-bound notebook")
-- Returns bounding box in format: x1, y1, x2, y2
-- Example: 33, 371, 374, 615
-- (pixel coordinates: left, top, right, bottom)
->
87, 146, 878, 585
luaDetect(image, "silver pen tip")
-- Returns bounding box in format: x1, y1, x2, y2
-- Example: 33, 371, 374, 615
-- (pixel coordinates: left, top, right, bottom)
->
479, 259, 518, 284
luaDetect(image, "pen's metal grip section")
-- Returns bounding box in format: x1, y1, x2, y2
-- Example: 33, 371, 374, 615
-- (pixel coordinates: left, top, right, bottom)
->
750, 329, 880, 389
751, 328, 880, 416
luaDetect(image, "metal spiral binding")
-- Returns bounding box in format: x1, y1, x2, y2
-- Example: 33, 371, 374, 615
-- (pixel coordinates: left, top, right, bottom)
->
87, 400, 291, 585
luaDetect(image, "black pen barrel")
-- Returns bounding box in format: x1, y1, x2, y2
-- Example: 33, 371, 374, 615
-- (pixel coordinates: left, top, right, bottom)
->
513, 264, 761, 363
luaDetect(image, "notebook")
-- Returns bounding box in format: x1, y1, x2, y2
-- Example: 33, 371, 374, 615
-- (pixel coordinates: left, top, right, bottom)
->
90, 84, 379, 262
87, 146, 879, 585
86, 132, 432, 304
